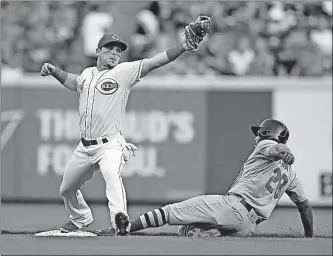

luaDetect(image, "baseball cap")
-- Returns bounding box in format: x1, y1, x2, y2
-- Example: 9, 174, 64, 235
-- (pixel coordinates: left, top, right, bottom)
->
97, 34, 128, 51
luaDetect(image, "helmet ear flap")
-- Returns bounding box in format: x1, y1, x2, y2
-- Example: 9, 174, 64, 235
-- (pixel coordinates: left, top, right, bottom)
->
278, 127, 289, 144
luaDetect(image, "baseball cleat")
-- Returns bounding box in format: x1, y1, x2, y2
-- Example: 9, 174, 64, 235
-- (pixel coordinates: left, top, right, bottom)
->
95, 227, 117, 236
177, 224, 221, 238
59, 221, 81, 233
186, 227, 210, 238
115, 212, 130, 236
177, 224, 204, 237
177, 225, 189, 236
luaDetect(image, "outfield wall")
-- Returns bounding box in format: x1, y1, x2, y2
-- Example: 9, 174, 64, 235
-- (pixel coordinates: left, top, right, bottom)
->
1, 75, 331, 206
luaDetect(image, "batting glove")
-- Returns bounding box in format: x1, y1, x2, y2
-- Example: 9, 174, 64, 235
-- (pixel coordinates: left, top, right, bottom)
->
122, 143, 138, 162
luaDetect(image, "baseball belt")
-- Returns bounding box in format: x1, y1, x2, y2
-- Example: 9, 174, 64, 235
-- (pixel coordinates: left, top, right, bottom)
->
81, 137, 108, 147
239, 199, 262, 225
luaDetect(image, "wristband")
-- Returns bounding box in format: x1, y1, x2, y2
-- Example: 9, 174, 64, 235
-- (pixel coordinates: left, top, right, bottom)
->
166, 44, 185, 62
52, 67, 69, 84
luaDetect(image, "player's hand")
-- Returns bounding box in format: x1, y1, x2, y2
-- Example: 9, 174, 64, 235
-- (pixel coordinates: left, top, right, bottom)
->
40, 63, 55, 76
280, 151, 295, 165
122, 143, 138, 162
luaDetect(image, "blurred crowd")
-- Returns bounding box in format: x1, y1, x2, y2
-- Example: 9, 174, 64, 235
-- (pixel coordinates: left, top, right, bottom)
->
1, 1, 332, 77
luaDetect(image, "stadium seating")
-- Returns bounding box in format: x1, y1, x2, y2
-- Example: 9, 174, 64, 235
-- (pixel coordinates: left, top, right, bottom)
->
1, 1, 332, 76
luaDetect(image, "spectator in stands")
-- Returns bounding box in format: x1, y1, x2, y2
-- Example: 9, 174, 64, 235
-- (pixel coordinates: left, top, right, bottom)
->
274, 43, 298, 76
149, 20, 179, 59
127, 34, 148, 61
136, 2, 160, 42
228, 36, 255, 75
1, 1, 332, 77
267, 2, 297, 35
322, 1, 332, 16
44, 2, 80, 71
81, 2, 114, 67
297, 42, 324, 76
127, 1, 161, 61
310, 16, 332, 56
249, 36, 274, 75
204, 32, 234, 75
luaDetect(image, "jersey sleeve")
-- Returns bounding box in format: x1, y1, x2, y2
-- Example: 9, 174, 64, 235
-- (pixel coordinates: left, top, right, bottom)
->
75, 75, 83, 94
285, 175, 307, 203
75, 67, 91, 94
255, 140, 277, 160
121, 60, 144, 89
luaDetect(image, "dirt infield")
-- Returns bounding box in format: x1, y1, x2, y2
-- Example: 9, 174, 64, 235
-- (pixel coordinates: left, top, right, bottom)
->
1, 204, 332, 255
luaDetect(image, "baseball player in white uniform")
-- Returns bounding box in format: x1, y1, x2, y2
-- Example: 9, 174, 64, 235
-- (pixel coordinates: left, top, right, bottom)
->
129, 119, 314, 238
40, 29, 206, 236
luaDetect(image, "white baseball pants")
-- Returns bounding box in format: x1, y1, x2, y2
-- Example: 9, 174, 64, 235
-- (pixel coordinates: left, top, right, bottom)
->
59, 132, 127, 229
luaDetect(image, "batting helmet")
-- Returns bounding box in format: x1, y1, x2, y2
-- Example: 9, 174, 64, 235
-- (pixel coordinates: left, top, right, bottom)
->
251, 118, 289, 144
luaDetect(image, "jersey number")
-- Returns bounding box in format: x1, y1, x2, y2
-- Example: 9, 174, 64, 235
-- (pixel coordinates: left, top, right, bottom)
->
265, 167, 288, 199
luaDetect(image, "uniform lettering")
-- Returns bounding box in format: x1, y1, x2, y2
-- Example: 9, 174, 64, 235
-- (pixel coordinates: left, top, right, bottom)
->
265, 167, 289, 199
96, 79, 119, 95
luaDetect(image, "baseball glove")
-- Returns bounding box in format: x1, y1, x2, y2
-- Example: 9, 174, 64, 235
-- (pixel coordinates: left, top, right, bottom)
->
183, 15, 212, 53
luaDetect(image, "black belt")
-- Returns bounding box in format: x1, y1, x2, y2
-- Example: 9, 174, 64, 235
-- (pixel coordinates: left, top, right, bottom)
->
81, 137, 108, 147
239, 199, 261, 225
240, 199, 253, 212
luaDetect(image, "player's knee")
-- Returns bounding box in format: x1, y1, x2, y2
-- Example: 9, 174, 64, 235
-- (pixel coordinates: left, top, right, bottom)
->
59, 184, 74, 197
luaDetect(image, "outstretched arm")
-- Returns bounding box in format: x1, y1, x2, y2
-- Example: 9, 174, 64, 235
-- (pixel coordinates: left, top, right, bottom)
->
40, 63, 78, 91
140, 15, 212, 78
140, 44, 186, 78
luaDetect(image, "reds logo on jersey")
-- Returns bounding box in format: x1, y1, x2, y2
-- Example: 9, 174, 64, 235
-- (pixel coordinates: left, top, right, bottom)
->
96, 78, 119, 95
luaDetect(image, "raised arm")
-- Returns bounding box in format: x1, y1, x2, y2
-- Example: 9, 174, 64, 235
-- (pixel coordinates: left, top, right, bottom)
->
40, 63, 78, 91
140, 44, 186, 78
140, 15, 212, 78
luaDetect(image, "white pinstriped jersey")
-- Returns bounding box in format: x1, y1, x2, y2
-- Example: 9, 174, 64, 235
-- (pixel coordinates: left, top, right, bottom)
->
228, 140, 307, 219
75, 60, 144, 139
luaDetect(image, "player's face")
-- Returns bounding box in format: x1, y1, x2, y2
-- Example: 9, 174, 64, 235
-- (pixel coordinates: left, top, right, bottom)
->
97, 44, 122, 68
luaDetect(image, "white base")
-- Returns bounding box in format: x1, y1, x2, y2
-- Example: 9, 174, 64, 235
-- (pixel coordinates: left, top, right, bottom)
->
34, 230, 97, 237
